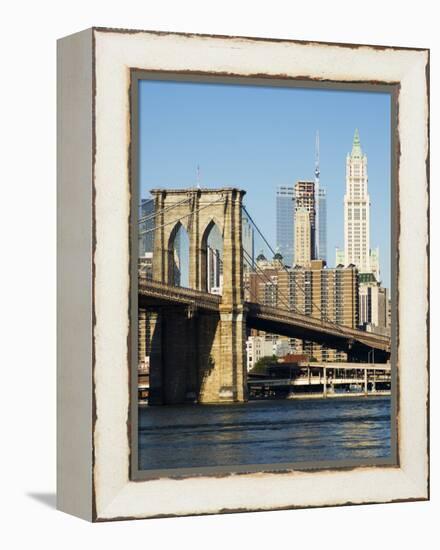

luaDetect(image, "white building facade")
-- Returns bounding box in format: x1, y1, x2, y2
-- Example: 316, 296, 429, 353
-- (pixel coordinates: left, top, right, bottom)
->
344, 129, 372, 274
246, 336, 275, 371
358, 273, 389, 335
246, 335, 294, 371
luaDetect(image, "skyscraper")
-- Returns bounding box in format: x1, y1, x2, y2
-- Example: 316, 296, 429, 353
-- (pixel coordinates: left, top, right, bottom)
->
317, 187, 327, 262
139, 198, 155, 257
242, 214, 255, 267
207, 246, 222, 294
294, 207, 311, 267
247, 260, 359, 361
343, 129, 371, 273
358, 273, 389, 335
276, 186, 295, 266
294, 180, 315, 264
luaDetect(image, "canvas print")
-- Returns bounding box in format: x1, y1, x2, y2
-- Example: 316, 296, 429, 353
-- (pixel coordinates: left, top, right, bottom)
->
134, 78, 395, 474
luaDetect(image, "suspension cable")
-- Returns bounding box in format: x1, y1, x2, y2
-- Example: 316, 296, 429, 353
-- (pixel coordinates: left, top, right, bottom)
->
242, 205, 345, 334
138, 198, 154, 208
142, 197, 226, 235
242, 249, 297, 314
138, 195, 192, 224
243, 250, 300, 314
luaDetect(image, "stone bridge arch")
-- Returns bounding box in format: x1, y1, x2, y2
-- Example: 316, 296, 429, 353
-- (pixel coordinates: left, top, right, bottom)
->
151, 188, 245, 306
146, 187, 247, 404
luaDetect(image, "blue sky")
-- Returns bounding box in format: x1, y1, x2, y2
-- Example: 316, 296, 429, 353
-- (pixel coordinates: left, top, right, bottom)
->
139, 80, 391, 289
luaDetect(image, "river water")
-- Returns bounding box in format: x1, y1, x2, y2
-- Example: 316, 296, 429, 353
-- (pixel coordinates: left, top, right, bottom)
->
138, 396, 392, 472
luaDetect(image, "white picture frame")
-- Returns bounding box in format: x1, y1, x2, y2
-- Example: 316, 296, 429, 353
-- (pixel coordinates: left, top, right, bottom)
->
57, 27, 429, 521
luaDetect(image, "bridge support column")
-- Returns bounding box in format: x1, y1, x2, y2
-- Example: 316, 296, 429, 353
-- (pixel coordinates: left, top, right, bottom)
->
184, 306, 199, 403
148, 187, 249, 405
147, 311, 164, 405
161, 306, 201, 404
148, 306, 205, 405
218, 306, 247, 402
197, 306, 247, 403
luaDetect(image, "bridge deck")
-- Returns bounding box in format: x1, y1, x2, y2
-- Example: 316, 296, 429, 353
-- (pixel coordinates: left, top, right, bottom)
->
138, 278, 221, 311
246, 303, 390, 352
138, 279, 391, 353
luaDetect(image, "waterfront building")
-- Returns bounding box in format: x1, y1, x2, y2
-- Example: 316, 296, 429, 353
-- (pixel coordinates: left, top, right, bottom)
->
246, 335, 295, 371
294, 207, 312, 267
279, 260, 359, 361
246, 258, 359, 361
278, 260, 358, 325
276, 185, 295, 267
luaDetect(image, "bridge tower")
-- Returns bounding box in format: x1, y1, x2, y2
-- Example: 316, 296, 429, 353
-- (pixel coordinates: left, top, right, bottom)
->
147, 187, 247, 404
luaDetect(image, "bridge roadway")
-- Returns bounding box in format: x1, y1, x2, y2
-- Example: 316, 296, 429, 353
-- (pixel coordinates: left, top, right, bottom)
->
138, 278, 391, 356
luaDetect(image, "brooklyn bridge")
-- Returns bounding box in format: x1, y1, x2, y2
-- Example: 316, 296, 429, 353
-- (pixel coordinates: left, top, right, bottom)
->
138, 187, 390, 405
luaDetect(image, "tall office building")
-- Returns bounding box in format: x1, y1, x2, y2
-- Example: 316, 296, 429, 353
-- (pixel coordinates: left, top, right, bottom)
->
317, 187, 327, 262
139, 198, 155, 256
294, 208, 312, 267
207, 246, 222, 294
242, 214, 255, 268
278, 260, 359, 331
358, 273, 389, 335
206, 225, 223, 294
343, 129, 372, 273
276, 186, 295, 267
247, 259, 359, 361
294, 180, 315, 265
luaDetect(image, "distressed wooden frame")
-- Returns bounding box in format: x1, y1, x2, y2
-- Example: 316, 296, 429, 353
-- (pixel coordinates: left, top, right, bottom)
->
57, 27, 429, 522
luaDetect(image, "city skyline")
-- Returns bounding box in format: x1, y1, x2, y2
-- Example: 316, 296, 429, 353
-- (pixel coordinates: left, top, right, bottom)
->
139, 79, 391, 288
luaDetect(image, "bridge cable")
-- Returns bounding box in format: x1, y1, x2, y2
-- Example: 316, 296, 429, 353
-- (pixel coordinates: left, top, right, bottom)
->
142, 197, 226, 235
242, 205, 346, 336
138, 196, 193, 225
242, 249, 301, 315
215, 250, 294, 314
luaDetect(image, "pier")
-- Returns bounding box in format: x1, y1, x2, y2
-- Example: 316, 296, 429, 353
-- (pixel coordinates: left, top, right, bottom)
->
247, 362, 391, 399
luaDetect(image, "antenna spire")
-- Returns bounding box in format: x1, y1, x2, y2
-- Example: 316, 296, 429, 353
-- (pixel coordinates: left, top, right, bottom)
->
314, 130, 320, 261
315, 130, 320, 180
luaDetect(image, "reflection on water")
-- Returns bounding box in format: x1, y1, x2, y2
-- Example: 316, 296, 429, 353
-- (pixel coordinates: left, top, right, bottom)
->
138, 396, 391, 471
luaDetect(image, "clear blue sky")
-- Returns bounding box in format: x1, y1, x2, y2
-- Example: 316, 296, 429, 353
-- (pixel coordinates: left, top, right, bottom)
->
139, 79, 391, 289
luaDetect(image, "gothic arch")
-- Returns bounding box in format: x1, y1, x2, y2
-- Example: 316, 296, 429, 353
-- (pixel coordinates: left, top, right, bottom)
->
200, 219, 223, 293
200, 215, 224, 243
167, 221, 190, 287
